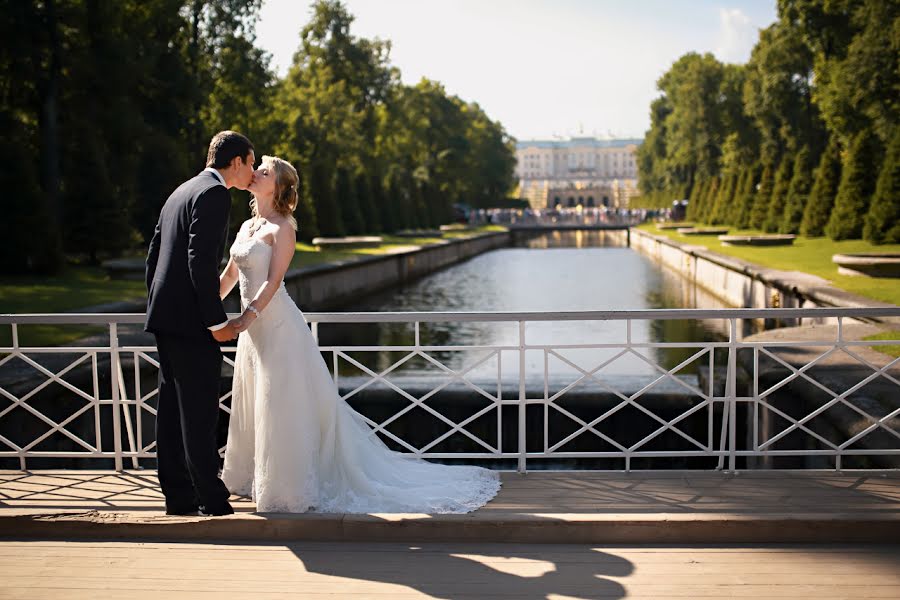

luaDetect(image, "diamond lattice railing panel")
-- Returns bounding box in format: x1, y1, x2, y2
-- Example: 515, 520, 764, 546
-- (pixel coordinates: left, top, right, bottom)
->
335, 348, 501, 454
545, 346, 712, 454
424, 409, 499, 453
756, 344, 900, 455
0, 352, 99, 455
378, 405, 454, 452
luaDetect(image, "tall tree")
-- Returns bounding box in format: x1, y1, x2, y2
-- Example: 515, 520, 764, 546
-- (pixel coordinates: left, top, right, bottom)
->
825, 133, 881, 240
0, 1, 62, 272
800, 136, 841, 237
763, 158, 793, 233
749, 164, 774, 230
709, 172, 737, 225
863, 132, 900, 244
780, 146, 814, 234
732, 164, 760, 229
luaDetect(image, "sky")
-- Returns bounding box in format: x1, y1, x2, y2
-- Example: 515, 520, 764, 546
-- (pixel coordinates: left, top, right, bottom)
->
256, 0, 777, 141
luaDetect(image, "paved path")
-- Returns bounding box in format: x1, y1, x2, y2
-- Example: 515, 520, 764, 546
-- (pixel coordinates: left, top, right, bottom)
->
2, 470, 899, 544
0, 539, 898, 599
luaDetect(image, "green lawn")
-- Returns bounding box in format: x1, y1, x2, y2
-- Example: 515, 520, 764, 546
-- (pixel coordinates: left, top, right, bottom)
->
289, 225, 506, 269
1, 267, 147, 347
863, 330, 900, 358
2, 225, 506, 347
638, 223, 900, 306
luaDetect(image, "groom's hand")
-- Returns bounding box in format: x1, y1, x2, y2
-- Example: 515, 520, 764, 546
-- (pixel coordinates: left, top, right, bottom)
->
230, 315, 251, 333
211, 323, 238, 342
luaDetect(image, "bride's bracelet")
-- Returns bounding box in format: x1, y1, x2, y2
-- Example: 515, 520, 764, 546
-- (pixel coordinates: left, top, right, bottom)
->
245, 305, 261, 318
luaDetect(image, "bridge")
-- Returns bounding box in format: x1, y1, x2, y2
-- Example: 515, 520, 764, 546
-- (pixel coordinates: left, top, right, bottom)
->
1, 308, 899, 597
484, 206, 644, 230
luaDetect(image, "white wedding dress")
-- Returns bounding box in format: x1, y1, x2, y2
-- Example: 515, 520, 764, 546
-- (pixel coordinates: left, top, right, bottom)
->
221, 236, 501, 513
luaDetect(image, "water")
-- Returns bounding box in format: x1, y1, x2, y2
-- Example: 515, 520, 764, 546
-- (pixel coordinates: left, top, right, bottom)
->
320, 231, 731, 382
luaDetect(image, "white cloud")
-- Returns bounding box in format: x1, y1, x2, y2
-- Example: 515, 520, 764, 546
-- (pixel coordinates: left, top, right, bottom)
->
715, 8, 756, 64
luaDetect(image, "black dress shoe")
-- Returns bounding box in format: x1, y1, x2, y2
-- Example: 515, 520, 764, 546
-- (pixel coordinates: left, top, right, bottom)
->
165, 505, 201, 516
199, 502, 234, 516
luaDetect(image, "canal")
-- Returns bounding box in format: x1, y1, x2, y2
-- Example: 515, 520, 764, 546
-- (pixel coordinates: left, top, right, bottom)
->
321, 230, 732, 381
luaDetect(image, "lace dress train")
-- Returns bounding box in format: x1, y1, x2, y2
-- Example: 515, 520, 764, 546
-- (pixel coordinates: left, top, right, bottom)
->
221, 237, 501, 513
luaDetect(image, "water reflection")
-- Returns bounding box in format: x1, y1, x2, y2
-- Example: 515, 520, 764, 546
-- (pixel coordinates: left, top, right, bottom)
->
320, 231, 730, 380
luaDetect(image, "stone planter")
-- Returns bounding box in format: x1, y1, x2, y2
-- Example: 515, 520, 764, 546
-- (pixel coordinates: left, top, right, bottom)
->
677, 227, 729, 236
718, 234, 796, 247
312, 236, 383, 249
833, 253, 900, 278
657, 222, 694, 230
394, 229, 444, 238
439, 224, 470, 232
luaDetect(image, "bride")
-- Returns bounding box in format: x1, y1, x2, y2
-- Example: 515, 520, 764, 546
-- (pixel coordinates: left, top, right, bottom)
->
218, 155, 500, 513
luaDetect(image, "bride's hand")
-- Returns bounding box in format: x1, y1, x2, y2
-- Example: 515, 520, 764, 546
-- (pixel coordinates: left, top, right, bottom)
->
234, 309, 259, 332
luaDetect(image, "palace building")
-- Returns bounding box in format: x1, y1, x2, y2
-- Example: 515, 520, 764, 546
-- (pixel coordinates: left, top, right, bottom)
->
515, 137, 641, 209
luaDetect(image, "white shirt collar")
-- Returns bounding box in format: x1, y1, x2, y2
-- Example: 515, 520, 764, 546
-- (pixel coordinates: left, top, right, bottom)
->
203, 167, 225, 186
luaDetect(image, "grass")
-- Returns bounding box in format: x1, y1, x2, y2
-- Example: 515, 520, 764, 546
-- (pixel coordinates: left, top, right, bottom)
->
289, 225, 506, 269
1, 267, 147, 347
2, 225, 507, 347
863, 330, 900, 358
638, 223, 900, 306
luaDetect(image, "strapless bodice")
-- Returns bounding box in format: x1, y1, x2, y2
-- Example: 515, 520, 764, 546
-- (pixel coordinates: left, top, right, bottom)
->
229, 236, 291, 318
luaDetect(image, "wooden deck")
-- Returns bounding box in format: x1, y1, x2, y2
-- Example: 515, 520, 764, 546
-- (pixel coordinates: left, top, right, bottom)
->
2, 471, 899, 598
1, 470, 899, 544
0, 540, 898, 599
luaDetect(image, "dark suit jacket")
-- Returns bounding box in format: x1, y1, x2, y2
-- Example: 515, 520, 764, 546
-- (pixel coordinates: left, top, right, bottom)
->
145, 171, 231, 340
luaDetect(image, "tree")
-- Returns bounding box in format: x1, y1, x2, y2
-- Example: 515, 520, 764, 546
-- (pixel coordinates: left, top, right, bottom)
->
306, 162, 343, 237
732, 164, 760, 229
863, 132, 900, 244
825, 133, 881, 240
686, 178, 707, 221
295, 173, 320, 242
709, 172, 737, 225
780, 146, 814, 234
0, 112, 57, 273
354, 172, 380, 233
698, 177, 719, 224
800, 136, 841, 237
796, 0, 900, 147
763, 158, 793, 232
0, 2, 63, 273
749, 164, 774, 230
658, 53, 729, 187
335, 167, 364, 234
636, 97, 672, 197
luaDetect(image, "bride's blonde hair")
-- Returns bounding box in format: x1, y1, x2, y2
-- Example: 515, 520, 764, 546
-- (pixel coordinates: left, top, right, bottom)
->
250, 155, 299, 231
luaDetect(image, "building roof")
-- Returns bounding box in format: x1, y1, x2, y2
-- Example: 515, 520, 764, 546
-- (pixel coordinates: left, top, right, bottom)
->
516, 137, 643, 150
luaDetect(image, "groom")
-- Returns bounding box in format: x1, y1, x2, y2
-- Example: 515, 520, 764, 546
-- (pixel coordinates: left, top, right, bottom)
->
145, 130, 255, 516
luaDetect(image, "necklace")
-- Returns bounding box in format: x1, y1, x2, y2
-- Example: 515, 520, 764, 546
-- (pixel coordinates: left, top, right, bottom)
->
248, 208, 276, 237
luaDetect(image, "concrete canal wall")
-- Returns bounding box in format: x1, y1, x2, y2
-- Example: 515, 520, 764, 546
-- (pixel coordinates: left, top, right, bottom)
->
624, 228, 899, 325
226, 231, 511, 311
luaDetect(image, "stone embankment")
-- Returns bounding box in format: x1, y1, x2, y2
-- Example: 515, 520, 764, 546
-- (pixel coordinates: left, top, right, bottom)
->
276, 231, 509, 311
627, 228, 899, 326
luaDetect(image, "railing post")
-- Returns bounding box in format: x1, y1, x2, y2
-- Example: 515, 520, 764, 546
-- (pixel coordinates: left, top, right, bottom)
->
109, 322, 124, 471
727, 318, 738, 473
517, 320, 527, 474
11, 323, 25, 470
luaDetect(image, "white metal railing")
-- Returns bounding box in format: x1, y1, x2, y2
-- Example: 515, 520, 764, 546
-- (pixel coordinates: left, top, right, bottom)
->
1, 308, 898, 472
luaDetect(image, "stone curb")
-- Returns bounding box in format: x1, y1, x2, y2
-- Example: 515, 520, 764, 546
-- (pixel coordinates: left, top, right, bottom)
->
3, 511, 898, 544
633, 229, 900, 324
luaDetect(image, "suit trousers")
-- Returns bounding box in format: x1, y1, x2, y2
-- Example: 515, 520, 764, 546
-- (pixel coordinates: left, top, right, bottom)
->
154, 333, 231, 511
